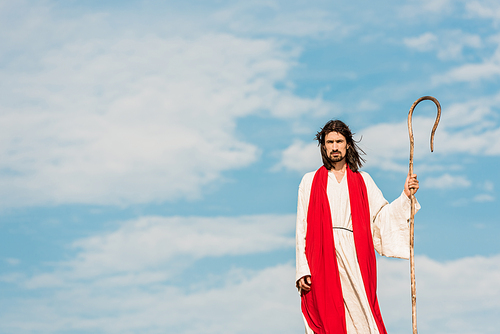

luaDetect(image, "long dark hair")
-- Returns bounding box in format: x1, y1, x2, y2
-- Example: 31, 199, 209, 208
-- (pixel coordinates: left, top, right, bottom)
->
315, 120, 365, 172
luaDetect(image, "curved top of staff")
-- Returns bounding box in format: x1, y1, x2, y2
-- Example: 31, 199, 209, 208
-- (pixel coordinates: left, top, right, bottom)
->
408, 96, 441, 169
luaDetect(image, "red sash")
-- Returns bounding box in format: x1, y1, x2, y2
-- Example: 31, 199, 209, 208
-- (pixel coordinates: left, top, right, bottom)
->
301, 166, 387, 334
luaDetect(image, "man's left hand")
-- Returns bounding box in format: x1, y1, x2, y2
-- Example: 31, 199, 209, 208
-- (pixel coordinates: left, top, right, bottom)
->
404, 173, 419, 198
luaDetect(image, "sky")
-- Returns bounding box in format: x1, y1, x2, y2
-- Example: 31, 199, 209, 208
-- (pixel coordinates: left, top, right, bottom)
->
1, 0, 500, 333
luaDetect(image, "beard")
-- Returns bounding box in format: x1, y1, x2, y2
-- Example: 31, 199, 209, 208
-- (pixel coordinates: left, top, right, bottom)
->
328, 150, 345, 163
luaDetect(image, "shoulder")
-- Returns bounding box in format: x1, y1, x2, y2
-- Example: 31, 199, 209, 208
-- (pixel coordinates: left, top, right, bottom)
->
298, 170, 319, 199
359, 170, 373, 182
358, 170, 383, 195
359, 170, 377, 187
300, 170, 317, 187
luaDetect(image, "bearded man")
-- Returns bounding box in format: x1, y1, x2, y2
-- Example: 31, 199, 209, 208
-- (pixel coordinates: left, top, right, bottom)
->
295, 120, 420, 334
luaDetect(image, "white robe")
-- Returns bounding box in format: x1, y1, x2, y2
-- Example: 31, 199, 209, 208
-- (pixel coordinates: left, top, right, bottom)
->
296, 169, 419, 334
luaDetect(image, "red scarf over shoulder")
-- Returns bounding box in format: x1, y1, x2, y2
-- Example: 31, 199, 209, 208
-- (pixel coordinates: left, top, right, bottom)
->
301, 166, 387, 334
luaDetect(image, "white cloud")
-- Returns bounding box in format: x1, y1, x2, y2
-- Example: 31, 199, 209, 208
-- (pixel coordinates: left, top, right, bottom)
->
0, 2, 334, 207
437, 97, 500, 156
3, 232, 500, 334
473, 193, 495, 202
472, 181, 495, 202
5, 258, 20, 266
21, 214, 295, 286
2, 264, 303, 334
0, 213, 300, 333
404, 30, 481, 60
215, 1, 353, 39
399, 0, 455, 18
275, 140, 321, 173
1, 210, 500, 334
483, 180, 495, 192
423, 173, 471, 189
276, 91, 500, 179
466, 0, 500, 21
404, 32, 438, 52
433, 41, 500, 84
378, 254, 500, 334
358, 120, 411, 173
434, 60, 500, 83
351, 93, 500, 173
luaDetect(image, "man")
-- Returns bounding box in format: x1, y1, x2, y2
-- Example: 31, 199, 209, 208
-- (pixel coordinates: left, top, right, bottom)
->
295, 120, 420, 334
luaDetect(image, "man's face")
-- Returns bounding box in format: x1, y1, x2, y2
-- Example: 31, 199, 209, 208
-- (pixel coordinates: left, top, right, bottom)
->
324, 131, 349, 163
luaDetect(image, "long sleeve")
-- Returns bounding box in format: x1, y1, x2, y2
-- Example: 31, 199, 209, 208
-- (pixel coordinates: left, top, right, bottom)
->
295, 172, 315, 283
361, 172, 421, 259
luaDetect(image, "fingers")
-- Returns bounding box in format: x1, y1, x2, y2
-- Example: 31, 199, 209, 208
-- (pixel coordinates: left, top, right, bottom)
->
299, 276, 312, 292
408, 174, 419, 191
405, 174, 419, 198
299, 278, 309, 291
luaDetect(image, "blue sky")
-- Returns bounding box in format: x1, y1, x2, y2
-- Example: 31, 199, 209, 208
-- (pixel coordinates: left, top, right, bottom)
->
1, 0, 499, 333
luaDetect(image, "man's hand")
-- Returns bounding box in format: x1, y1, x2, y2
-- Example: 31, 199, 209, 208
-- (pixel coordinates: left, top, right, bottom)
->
404, 173, 419, 198
297, 275, 312, 293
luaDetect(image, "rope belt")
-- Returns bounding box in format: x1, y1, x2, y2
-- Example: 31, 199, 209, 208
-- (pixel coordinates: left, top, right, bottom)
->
332, 226, 353, 233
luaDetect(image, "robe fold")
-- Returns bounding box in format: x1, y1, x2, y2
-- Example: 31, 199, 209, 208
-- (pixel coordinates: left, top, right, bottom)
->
296, 167, 419, 334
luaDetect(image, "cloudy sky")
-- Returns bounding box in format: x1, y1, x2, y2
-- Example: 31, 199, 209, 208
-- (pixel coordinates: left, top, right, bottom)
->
1, 0, 499, 333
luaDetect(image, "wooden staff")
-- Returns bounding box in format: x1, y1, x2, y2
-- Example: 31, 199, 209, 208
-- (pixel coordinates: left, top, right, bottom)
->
407, 96, 441, 334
